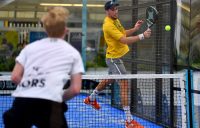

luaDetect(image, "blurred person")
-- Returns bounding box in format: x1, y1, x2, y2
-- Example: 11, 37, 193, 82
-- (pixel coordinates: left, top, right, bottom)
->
83, 1, 151, 128
1, 38, 13, 56
3, 7, 84, 128
197, 21, 200, 30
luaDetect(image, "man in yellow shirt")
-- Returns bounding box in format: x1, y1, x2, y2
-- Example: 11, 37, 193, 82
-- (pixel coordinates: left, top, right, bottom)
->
84, 1, 151, 127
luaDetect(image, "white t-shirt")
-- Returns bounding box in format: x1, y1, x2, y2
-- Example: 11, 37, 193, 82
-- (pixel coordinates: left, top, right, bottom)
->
12, 38, 84, 102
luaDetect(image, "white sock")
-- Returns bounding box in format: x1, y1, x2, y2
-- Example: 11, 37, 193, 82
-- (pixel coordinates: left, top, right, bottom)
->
123, 106, 133, 122
89, 90, 99, 101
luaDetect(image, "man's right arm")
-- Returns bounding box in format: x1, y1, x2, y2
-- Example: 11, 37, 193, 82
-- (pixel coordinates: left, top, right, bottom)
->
120, 29, 152, 45
62, 73, 82, 101
63, 51, 84, 101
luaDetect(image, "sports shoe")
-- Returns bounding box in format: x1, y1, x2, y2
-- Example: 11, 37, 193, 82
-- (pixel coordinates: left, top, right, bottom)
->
125, 120, 144, 128
83, 96, 100, 110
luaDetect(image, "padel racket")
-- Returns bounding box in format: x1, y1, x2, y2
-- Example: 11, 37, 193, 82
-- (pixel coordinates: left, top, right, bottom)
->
146, 6, 158, 28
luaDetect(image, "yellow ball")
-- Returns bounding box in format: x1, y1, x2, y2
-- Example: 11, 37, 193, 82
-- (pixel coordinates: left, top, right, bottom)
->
165, 25, 171, 31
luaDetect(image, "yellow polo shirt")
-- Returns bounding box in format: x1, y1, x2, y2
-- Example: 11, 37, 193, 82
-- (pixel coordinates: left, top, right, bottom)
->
103, 16, 129, 58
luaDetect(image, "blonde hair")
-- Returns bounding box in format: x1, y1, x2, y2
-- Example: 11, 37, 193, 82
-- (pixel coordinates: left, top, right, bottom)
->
41, 7, 69, 38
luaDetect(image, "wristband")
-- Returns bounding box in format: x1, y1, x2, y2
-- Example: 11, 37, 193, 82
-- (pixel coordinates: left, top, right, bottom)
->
138, 33, 144, 40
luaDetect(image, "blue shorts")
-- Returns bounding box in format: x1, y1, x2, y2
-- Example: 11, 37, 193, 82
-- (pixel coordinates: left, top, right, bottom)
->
106, 58, 127, 75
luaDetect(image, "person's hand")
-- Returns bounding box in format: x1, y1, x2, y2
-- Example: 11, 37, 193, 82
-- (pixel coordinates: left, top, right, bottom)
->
134, 20, 143, 31
143, 28, 151, 38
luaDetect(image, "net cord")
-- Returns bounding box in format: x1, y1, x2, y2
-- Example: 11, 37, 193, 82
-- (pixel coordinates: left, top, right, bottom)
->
0, 74, 185, 81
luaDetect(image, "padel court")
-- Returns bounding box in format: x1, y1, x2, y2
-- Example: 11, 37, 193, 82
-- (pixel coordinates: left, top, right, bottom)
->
0, 94, 162, 128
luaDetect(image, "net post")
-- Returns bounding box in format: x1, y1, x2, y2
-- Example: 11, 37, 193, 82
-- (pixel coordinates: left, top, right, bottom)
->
155, 78, 163, 123
190, 70, 195, 128
170, 76, 174, 127
130, 0, 139, 115
180, 72, 189, 128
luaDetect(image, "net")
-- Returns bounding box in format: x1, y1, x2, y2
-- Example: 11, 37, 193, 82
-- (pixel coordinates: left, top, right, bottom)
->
0, 74, 187, 128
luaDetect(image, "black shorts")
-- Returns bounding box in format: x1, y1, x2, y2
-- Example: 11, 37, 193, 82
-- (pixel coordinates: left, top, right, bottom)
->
3, 97, 68, 128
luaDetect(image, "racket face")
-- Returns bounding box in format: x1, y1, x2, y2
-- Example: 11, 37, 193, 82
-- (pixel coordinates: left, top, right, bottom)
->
146, 6, 158, 28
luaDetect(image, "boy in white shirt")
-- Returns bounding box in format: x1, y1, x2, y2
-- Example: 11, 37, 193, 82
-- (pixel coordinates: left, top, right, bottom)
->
3, 7, 84, 128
